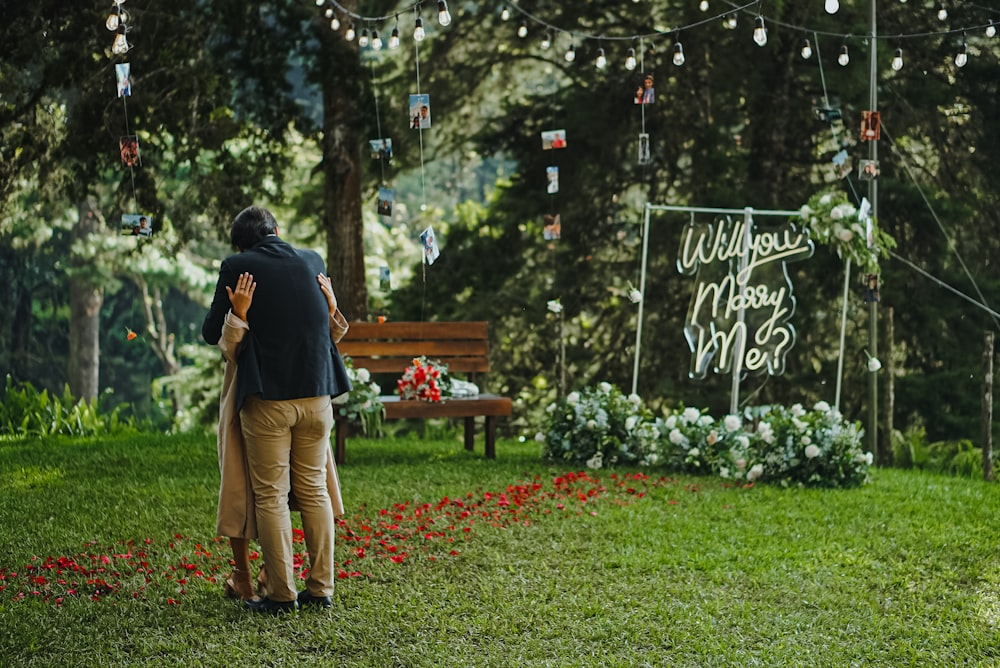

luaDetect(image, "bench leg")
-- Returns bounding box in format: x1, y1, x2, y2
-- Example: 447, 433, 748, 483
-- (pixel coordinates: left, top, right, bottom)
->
484, 416, 497, 460
463, 417, 475, 451
334, 419, 347, 465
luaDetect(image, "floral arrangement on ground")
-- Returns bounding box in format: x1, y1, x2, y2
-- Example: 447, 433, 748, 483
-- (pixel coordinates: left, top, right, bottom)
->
538, 382, 873, 488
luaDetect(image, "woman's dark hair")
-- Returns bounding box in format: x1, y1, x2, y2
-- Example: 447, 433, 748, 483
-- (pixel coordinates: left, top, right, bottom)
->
230, 205, 278, 250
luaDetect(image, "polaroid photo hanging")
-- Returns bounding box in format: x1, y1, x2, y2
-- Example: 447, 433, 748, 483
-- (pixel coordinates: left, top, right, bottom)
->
119, 135, 140, 167
420, 225, 440, 265
860, 110, 881, 141
859, 159, 879, 180
541, 129, 567, 150
638, 133, 651, 165
543, 213, 561, 241
409, 94, 431, 129
634, 73, 655, 105
121, 213, 153, 237
546, 166, 559, 194
115, 62, 132, 98
377, 187, 394, 218
369, 138, 392, 161
832, 149, 852, 179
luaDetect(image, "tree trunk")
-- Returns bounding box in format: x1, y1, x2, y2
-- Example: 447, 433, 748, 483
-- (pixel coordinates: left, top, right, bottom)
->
68, 199, 103, 400
320, 9, 368, 322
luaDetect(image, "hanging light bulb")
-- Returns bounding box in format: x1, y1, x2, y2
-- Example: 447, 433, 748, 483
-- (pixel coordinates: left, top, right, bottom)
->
565, 43, 576, 62
595, 48, 607, 69
753, 16, 767, 47
371, 29, 382, 50
954, 41, 968, 67
500, 6, 511, 21
625, 47, 637, 71
112, 25, 129, 54
699, 1, 709, 11
315, 0, 324, 5
324, 8, 334, 18
891, 47, 903, 71
672, 41, 685, 66
987, 20, 996, 38
413, 17, 425, 42
517, 21, 528, 38
825, 0, 840, 13
801, 39, 813, 59
724, 14, 737, 30
936, 4, 947, 21
330, 17, 341, 31
838, 44, 850, 66
345, 22, 356, 41
437, 1, 452, 27
105, 11, 121, 31
358, 28, 369, 47
389, 26, 400, 49
540, 32, 551, 50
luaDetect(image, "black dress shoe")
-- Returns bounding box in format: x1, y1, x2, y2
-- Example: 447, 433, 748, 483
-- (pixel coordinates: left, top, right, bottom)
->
244, 597, 298, 615
297, 589, 333, 609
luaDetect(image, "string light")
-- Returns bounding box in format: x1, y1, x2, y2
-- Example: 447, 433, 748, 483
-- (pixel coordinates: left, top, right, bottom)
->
954, 39, 967, 67
389, 25, 400, 48
371, 29, 382, 50
753, 16, 767, 47
825, 0, 839, 14
358, 28, 369, 47
540, 32, 552, 50
699, 1, 709, 11
345, 22, 356, 41
800, 39, 813, 59
724, 13, 737, 30
437, 1, 452, 27
325, 7, 334, 18
891, 47, 903, 71
565, 43, 576, 62
413, 17, 425, 41
315, 0, 324, 5
987, 20, 996, 38
500, 5, 511, 21
672, 40, 685, 66
625, 47, 637, 70
936, 4, 947, 21
838, 43, 850, 66
595, 47, 607, 69
112, 24, 130, 54
517, 21, 528, 38
330, 17, 340, 30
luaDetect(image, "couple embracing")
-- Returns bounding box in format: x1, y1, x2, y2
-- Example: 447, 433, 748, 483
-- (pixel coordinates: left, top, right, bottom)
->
202, 205, 351, 615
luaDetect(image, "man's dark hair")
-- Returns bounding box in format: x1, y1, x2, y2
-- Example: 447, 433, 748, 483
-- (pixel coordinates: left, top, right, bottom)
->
230, 206, 278, 250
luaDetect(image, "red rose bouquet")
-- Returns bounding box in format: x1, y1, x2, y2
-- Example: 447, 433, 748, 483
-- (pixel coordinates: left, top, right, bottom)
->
397, 356, 448, 402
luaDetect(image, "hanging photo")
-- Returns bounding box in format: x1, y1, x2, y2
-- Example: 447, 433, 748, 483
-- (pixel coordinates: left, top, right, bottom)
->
119, 135, 140, 167
546, 166, 559, 194
864, 273, 880, 303
121, 213, 153, 237
420, 225, 440, 265
115, 62, 132, 98
634, 73, 655, 104
377, 187, 394, 217
831, 149, 852, 179
543, 213, 561, 240
379, 266, 391, 292
858, 159, 879, 180
409, 93, 431, 129
540, 129, 567, 150
860, 110, 881, 141
638, 133, 651, 165
369, 138, 393, 161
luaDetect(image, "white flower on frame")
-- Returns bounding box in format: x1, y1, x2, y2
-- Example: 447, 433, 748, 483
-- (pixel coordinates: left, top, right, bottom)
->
723, 414, 742, 432
813, 400, 831, 413
356, 368, 371, 383
688, 448, 700, 457
547, 299, 563, 314
805, 444, 821, 459
669, 428, 685, 445
599, 382, 612, 393
625, 416, 638, 431
682, 407, 701, 424
628, 393, 642, 406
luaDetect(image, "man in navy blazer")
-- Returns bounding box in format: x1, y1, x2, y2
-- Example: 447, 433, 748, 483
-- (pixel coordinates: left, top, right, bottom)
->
203, 205, 351, 614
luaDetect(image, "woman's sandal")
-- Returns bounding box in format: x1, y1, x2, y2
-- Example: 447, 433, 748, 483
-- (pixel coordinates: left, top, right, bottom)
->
223, 568, 257, 601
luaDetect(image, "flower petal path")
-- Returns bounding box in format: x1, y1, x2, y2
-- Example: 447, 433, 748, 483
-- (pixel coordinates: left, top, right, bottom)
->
0, 471, 672, 606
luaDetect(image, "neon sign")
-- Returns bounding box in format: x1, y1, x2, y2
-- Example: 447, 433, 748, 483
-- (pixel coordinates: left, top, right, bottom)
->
677, 215, 814, 379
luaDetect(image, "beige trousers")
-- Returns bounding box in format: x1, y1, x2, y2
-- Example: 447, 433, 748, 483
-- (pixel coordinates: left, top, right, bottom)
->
240, 395, 336, 602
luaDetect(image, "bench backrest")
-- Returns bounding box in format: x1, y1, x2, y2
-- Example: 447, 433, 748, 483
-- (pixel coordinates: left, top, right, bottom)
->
338, 321, 491, 377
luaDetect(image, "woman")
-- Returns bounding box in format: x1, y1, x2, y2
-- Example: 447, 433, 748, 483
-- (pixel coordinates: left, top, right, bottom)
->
216, 271, 347, 600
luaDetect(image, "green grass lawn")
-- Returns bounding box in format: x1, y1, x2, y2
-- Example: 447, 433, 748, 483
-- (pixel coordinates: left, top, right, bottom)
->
1, 431, 999, 667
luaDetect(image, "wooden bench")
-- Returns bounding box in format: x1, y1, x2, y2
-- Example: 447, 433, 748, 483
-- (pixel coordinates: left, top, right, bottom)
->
334, 321, 512, 463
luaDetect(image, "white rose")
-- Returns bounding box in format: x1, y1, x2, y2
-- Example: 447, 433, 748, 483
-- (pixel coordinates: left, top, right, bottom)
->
625, 416, 638, 431
371, 382, 381, 394
665, 415, 678, 429
356, 368, 371, 383
747, 463, 764, 481
669, 428, 685, 445
682, 407, 701, 424
567, 392, 580, 405
813, 400, 830, 413
599, 382, 612, 393
547, 300, 563, 314
688, 448, 700, 457
586, 452, 604, 470
628, 393, 642, 406
699, 415, 713, 427
791, 403, 806, 417
724, 414, 741, 432
586, 420, 596, 429
805, 444, 821, 459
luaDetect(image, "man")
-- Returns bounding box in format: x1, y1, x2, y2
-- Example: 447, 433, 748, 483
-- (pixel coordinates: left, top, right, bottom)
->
202, 205, 351, 614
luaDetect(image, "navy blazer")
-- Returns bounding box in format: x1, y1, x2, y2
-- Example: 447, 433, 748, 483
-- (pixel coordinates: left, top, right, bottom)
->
202, 236, 351, 411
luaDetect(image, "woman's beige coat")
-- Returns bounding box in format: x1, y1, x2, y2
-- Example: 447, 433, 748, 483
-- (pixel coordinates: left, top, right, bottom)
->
216, 309, 348, 538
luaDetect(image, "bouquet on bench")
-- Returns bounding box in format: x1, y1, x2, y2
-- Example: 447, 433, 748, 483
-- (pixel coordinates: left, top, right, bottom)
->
397, 356, 449, 402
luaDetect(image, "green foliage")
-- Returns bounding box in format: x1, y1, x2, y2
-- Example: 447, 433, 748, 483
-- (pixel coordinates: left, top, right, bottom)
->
334, 357, 385, 436
541, 385, 872, 488
0, 375, 139, 438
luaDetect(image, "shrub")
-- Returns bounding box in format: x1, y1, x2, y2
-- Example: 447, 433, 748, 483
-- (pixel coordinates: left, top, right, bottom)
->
0, 375, 139, 438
